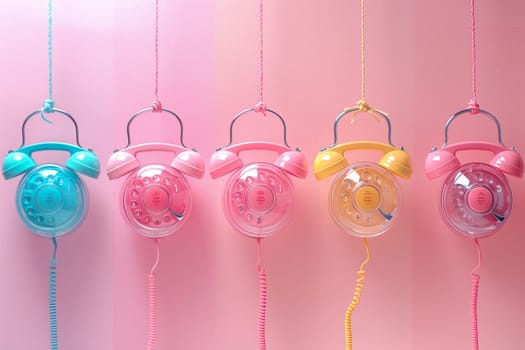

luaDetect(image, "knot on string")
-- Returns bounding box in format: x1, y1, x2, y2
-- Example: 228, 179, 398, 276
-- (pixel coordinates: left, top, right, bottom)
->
40, 99, 55, 124
255, 101, 267, 115
347, 99, 381, 124
42, 99, 55, 113
152, 100, 163, 112
356, 99, 372, 112
468, 98, 480, 114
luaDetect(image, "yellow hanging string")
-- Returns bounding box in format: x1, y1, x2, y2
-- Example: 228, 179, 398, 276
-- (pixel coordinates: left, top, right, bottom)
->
345, 238, 370, 350
344, 0, 389, 124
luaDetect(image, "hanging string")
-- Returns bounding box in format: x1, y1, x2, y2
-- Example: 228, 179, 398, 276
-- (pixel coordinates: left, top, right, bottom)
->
347, 0, 389, 124
359, 0, 366, 104
254, 0, 266, 114
344, 238, 370, 350
147, 238, 160, 350
152, 0, 162, 112
49, 237, 58, 350
41, 0, 54, 123
468, 0, 480, 113
352, 0, 382, 120
471, 238, 482, 350
256, 238, 268, 350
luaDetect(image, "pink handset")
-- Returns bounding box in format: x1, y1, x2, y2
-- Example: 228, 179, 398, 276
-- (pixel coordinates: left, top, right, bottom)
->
107, 108, 204, 238
425, 109, 523, 238
210, 108, 307, 238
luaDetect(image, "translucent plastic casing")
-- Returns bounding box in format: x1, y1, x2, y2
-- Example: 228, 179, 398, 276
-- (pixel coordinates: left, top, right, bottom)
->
441, 162, 512, 238
223, 162, 294, 238
16, 164, 87, 237
121, 164, 191, 238
328, 161, 400, 237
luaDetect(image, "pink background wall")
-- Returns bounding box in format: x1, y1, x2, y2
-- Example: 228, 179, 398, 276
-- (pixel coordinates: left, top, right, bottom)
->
0, 0, 524, 349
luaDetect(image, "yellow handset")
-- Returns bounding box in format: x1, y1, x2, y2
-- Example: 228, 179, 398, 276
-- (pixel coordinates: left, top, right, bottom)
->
314, 141, 412, 180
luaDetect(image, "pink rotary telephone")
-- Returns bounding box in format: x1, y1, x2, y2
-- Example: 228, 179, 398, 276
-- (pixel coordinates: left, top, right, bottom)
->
107, 107, 204, 237
425, 108, 523, 237
209, 107, 307, 237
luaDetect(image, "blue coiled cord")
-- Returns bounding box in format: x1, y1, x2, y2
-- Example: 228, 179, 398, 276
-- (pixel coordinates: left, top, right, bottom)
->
49, 237, 58, 350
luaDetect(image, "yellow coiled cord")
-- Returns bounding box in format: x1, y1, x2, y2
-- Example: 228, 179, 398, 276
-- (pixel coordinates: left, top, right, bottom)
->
345, 238, 370, 350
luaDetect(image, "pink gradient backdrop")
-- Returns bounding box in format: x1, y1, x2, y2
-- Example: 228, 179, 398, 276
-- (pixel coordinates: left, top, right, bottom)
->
0, 1, 523, 349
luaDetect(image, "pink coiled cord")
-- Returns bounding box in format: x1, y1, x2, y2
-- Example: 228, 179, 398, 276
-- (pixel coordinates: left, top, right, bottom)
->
471, 238, 482, 350
147, 238, 160, 350
257, 238, 268, 350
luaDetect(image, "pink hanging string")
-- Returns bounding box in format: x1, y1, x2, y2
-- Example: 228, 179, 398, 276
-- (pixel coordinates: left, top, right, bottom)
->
256, 238, 268, 350
468, 0, 480, 113
147, 238, 160, 350
254, 0, 266, 114
471, 238, 482, 350
152, 0, 162, 112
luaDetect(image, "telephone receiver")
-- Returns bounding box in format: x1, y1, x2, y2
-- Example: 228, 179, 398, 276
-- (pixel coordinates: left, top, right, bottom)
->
2, 109, 100, 237
314, 105, 412, 237
425, 108, 523, 237
314, 141, 411, 181
106, 107, 204, 238
210, 141, 307, 179
209, 107, 307, 238
107, 142, 204, 180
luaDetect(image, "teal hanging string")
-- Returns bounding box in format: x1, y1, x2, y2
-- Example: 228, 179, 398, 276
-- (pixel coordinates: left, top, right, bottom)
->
41, 0, 54, 123
49, 237, 59, 350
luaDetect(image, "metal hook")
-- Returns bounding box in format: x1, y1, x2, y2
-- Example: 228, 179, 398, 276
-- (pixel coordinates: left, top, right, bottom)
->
224, 107, 291, 148
124, 107, 186, 149
443, 108, 505, 147
331, 106, 394, 147
20, 108, 82, 149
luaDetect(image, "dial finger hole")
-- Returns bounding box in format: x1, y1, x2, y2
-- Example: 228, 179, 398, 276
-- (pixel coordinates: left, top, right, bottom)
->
237, 181, 246, 191
33, 176, 44, 185
344, 179, 354, 190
